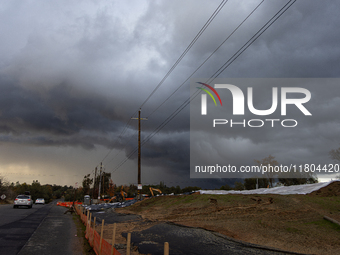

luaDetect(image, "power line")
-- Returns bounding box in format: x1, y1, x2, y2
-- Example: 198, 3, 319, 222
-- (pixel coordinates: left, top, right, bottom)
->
105, 128, 138, 165
101, 118, 134, 163
207, 0, 297, 82
139, 0, 229, 109
147, 0, 265, 118
107, 0, 265, 171
98, 0, 230, 167
110, 0, 297, 174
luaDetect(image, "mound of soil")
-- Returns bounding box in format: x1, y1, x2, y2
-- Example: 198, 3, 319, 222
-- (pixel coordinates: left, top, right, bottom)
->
112, 192, 340, 255
309, 181, 340, 197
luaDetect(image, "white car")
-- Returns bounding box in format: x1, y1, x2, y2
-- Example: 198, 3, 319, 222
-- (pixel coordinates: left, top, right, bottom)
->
14, 195, 33, 208
35, 198, 45, 204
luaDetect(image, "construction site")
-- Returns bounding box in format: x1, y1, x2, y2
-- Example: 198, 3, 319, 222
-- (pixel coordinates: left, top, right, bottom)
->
1, 1, 340, 255
66, 180, 340, 255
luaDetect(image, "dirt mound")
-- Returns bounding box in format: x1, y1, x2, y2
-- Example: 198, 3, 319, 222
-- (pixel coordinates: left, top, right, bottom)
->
114, 193, 340, 255
309, 181, 340, 197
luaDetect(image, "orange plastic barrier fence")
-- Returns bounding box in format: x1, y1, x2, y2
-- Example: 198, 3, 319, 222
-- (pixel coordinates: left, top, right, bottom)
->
75, 205, 121, 255
57, 201, 82, 207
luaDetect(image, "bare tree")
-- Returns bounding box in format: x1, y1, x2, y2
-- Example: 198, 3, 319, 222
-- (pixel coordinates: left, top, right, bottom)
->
82, 174, 93, 195
254, 155, 278, 188
329, 146, 340, 180
329, 147, 340, 162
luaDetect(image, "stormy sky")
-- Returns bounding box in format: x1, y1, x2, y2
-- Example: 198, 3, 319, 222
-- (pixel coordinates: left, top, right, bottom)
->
0, 0, 339, 188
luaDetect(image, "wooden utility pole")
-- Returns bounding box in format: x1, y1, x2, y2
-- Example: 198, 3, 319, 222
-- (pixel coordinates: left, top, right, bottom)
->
131, 109, 147, 200
102, 171, 105, 195
93, 167, 97, 199
98, 162, 102, 199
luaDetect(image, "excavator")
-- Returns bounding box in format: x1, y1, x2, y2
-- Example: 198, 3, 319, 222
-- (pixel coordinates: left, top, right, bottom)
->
108, 186, 127, 203
149, 187, 162, 197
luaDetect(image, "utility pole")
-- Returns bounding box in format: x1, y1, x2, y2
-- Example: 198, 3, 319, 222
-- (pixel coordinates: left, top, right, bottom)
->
98, 162, 102, 200
102, 171, 105, 195
93, 167, 97, 199
131, 108, 147, 200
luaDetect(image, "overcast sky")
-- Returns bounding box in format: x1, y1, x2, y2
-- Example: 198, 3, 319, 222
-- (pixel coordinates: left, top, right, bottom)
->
0, 0, 339, 188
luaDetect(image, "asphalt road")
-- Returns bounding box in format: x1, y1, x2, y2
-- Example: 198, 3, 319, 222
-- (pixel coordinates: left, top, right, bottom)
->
0, 202, 82, 255
0, 203, 43, 226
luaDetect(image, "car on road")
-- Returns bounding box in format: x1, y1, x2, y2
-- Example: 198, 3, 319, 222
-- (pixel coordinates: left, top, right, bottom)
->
35, 198, 45, 205
13, 195, 33, 208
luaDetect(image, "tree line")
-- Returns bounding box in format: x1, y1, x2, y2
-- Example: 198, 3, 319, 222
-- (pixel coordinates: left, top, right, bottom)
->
0, 178, 75, 204
3, 148, 340, 203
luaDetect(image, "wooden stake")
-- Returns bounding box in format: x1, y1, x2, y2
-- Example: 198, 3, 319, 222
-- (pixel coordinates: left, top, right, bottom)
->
164, 242, 169, 255
126, 233, 131, 255
86, 210, 89, 235
100, 219, 104, 255
92, 217, 96, 246
89, 213, 92, 238
111, 223, 117, 255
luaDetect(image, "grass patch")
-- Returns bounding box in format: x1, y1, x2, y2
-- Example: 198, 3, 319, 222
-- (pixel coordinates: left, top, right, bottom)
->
72, 213, 96, 255
302, 196, 340, 212
0, 200, 12, 205
286, 227, 303, 234
128, 194, 278, 211
305, 219, 340, 232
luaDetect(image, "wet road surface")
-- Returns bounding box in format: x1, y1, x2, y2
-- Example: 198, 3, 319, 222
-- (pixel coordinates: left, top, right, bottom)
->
0, 202, 82, 255
0, 203, 52, 255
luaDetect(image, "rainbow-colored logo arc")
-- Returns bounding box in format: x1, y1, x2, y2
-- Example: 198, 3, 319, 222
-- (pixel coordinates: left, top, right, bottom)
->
196, 82, 223, 106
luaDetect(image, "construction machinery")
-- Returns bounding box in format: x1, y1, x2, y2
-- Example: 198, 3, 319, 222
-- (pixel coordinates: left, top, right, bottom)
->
108, 186, 127, 203
149, 187, 162, 197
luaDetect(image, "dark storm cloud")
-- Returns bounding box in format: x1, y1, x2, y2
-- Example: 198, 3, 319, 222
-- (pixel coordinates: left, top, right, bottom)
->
220, 1, 340, 78
0, 0, 339, 186
142, 131, 190, 173
0, 76, 126, 149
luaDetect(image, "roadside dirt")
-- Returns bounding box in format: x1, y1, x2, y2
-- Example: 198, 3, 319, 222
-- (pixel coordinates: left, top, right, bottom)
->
72, 213, 96, 255
100, 182, 340, 255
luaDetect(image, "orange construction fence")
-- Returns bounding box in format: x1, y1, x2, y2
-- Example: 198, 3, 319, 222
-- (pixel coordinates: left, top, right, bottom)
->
75, 205, 121, 255
57, 201, 82, 207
